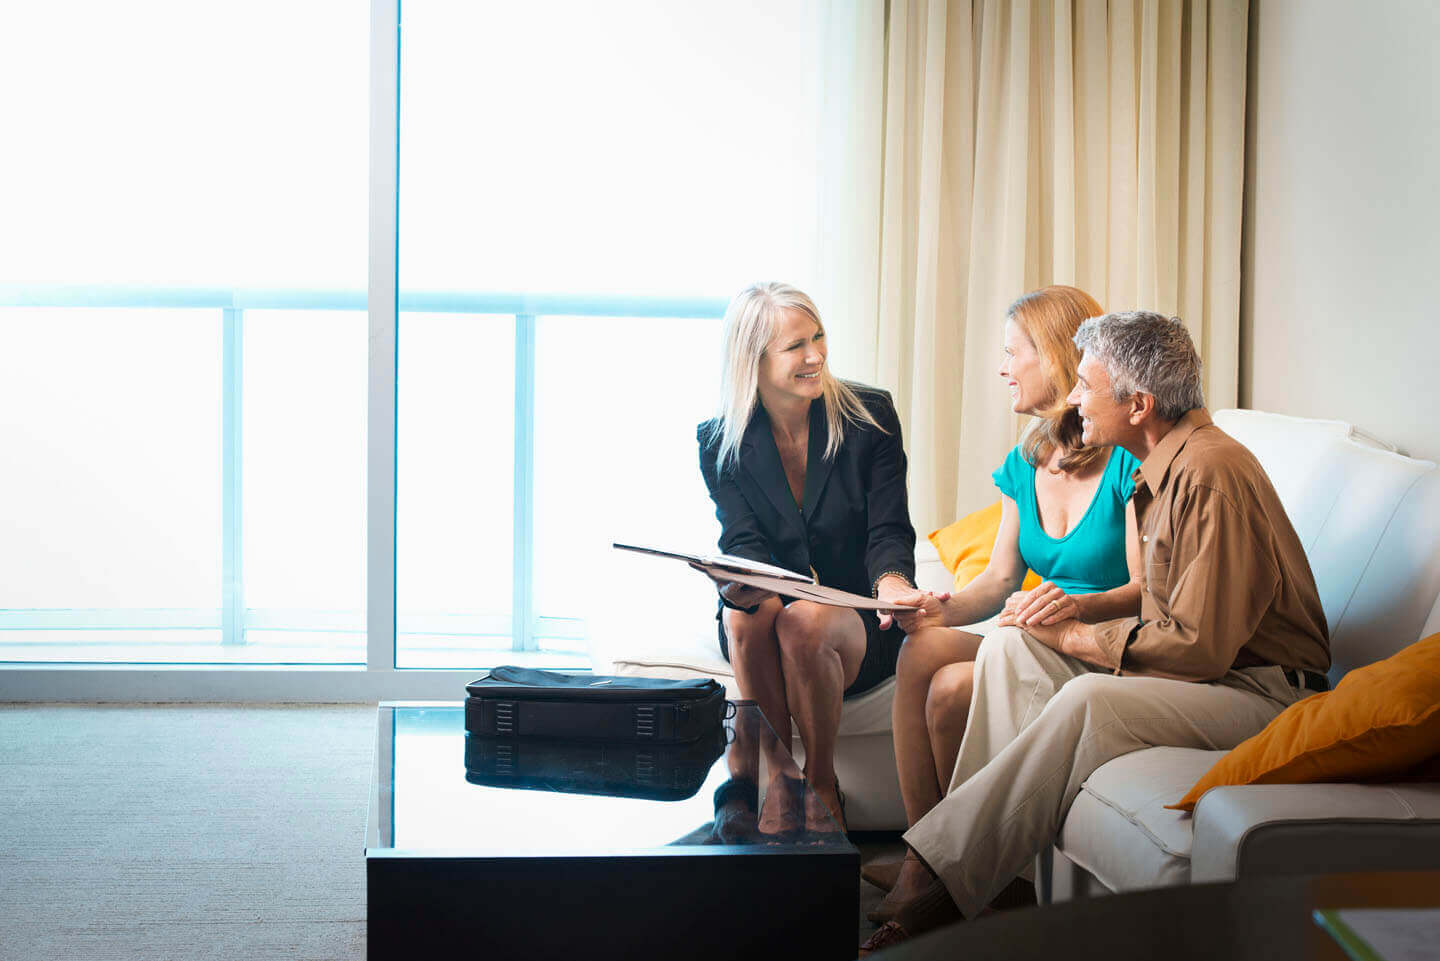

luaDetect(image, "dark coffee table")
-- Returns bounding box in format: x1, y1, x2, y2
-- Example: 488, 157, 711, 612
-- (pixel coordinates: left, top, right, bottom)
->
881, 871, 1440, 961
366, 700, 858, 960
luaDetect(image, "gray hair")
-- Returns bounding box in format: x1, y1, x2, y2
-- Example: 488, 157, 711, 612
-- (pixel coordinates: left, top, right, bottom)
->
1073, 311, 1205, 421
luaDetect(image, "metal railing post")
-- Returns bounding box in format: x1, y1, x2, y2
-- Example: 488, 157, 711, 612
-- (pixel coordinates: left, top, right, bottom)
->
367, 0, 401, 672
221, 306, 245, 645
512, 313, 536, 651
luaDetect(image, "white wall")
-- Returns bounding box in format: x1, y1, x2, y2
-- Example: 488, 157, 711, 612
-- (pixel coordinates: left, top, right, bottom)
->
1241, 0, 1440, 459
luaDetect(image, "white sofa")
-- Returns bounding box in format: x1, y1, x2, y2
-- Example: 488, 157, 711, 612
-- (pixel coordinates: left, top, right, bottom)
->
1047, 408, 1440, 899
593, 409, 1440, 872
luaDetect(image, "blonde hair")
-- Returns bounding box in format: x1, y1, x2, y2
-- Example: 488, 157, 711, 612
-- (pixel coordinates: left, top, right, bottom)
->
1010, 285, 1109, 473
711, 282, 882, 472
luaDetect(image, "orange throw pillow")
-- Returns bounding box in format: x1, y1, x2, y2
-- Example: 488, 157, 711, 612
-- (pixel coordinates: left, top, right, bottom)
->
1170, 632, 1440, 812
928, 501, 1041, 593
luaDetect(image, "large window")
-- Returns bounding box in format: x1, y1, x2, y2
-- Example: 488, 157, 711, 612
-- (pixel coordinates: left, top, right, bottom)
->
395, 0, 826, 668
0, 0, 830, 681
0, 0, 368, 663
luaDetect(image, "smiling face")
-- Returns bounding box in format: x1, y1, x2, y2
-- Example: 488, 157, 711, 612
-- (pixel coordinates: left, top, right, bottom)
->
757, 307, 826, 406
1066, 350, 1134, 447
999, 319, 1051, 415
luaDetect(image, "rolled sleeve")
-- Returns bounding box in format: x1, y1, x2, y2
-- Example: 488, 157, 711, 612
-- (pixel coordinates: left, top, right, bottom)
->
1091, 616, 1139, 672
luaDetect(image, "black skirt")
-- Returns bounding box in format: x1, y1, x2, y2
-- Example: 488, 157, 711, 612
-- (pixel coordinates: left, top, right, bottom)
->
716, 605, 904, 699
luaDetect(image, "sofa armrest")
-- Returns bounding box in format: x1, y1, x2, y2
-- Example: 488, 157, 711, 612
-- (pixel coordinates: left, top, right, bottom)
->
1191, 783, 1440, 883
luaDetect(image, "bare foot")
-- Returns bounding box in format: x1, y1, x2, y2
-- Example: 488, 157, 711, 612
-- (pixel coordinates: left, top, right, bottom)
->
804, 778, 845, 832
890, 853, 933, 901
712, 801, 758, 844
871, 855, 931, 920
757, 774, 804, 837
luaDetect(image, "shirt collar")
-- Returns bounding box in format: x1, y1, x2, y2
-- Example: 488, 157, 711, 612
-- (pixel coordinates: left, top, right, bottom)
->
1137, 408, 1212, 493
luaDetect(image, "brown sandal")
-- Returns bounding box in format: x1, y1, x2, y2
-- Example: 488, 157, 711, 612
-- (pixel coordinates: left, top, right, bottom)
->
858, 920, 911, 956
861, 851, 921, 892
860, 859, 903, 892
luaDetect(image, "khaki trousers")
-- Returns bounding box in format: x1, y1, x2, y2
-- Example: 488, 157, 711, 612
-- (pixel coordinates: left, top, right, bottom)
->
903, 626, 1305, 918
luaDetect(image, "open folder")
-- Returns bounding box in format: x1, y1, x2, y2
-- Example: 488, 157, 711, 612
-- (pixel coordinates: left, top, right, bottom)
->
612, 542, 919, 613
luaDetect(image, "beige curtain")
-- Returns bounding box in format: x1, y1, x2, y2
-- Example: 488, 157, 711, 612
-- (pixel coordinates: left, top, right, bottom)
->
817, 0, 1249, 535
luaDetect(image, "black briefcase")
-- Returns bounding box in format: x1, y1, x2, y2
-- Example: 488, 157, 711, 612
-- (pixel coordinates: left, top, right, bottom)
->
463, 725, 727, 801
464, 666, 727, 743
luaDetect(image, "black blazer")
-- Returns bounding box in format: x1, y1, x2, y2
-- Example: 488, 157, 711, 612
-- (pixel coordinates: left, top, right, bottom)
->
697, 385, 917, 604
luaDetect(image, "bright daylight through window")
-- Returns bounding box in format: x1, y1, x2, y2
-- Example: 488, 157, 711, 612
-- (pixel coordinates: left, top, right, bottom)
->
0, 0, 828, 670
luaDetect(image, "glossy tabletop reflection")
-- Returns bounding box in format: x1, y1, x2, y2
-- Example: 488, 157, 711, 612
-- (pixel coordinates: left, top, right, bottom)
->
366, 701, 854, 859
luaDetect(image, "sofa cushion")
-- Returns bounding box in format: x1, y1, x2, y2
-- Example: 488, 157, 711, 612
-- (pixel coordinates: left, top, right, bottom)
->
915, 543, 952, 595
1191, 782, 1440, 883
1212, 409, 1440, 682
1426, 593, 1440, 641
602, 632, 898, 738
1172, 633, 1440, 812
1057, 747, 1221, 891
928, 501, 1041, 593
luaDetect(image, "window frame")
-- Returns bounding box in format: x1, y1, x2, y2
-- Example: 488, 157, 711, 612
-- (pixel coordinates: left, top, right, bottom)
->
0, 0, 729, 699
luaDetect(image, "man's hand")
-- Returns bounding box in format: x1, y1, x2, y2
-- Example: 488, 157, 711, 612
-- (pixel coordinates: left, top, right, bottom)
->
997, 612, 1112, 670
1002, 580, 1081, 627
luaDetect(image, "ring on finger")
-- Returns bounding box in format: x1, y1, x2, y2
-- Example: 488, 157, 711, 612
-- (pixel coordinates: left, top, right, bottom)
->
1047, 600, 1059, 612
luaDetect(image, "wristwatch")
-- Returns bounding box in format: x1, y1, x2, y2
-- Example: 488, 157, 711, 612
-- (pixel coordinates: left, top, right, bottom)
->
719, 593, 761, 616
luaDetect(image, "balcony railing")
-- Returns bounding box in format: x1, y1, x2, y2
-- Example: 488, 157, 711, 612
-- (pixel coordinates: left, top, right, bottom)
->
0, 284, 727, 664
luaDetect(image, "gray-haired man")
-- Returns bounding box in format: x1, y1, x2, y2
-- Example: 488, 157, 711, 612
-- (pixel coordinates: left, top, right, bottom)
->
862, 312, 1331, 953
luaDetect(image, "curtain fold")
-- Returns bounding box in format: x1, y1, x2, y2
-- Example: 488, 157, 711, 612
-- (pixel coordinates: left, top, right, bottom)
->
818, 0, 1249, 535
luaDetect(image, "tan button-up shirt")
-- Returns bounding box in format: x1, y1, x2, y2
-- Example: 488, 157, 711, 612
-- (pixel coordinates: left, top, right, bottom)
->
1091, 409, 1331, 682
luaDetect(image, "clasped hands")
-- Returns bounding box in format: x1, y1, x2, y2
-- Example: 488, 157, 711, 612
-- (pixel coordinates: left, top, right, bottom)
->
997, 580, 1079, 628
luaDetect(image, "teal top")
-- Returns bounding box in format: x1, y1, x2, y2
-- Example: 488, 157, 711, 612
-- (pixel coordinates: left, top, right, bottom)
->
992, 444, 1140, 595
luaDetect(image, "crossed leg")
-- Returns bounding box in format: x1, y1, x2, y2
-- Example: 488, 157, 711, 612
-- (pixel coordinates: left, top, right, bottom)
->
905, 626, 1300, 919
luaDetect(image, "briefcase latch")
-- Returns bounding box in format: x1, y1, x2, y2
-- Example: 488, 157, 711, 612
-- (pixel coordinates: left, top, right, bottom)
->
634, 704, 657, 738
494, 701, 517, 735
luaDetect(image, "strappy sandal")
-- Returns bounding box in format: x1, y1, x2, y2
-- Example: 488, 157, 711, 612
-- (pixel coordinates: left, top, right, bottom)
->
858, 920, 911, 956
805, 779, 847, 833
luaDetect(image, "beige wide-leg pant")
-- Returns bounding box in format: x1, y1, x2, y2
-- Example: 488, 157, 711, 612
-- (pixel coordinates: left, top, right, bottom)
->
903, 626, 1305, 918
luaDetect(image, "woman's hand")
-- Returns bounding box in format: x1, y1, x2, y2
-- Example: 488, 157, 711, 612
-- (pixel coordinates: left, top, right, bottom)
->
692, 563, 775, 611
719, 580, 774, 611
881, 588, 950, 633
1000, 581, 1080, 628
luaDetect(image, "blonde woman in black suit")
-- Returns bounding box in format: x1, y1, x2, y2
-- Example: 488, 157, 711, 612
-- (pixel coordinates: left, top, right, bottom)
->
698, 282, 923, 832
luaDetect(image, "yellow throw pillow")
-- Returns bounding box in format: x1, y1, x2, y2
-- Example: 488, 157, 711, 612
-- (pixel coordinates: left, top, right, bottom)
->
1170, 632, 1440, 812
928, 501, 1041, 593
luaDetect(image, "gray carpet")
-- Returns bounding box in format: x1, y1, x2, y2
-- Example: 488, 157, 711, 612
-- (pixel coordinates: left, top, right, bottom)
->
0, 705, 372, 961
0, 704, 899, 960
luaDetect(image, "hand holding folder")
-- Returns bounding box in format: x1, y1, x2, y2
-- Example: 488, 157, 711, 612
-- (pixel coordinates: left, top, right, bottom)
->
613, 542, 920, 613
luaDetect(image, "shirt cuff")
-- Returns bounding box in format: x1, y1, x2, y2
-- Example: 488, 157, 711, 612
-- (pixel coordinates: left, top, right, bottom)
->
1091, 616, 1141, 673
